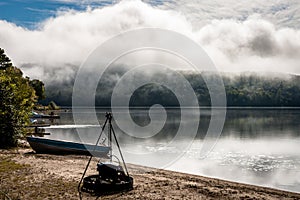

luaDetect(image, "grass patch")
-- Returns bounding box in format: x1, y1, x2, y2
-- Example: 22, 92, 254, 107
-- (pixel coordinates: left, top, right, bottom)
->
0, 158, 28, 200
0, 156, 79, 199
0, 159, 26, 173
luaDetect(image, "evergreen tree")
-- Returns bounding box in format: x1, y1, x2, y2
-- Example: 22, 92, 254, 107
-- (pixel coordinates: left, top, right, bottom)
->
30, 79, 45, 101
0, 48, 13, 69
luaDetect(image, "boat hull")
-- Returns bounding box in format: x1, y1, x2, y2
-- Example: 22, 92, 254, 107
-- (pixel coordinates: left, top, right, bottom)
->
26, 136, 110, 157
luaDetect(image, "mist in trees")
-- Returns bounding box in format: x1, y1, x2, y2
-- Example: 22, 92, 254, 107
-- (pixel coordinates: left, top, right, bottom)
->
40, 66, 300, 107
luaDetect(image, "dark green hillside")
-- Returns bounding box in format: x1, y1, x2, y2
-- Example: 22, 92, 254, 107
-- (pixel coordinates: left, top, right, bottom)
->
41, 68, 300, 107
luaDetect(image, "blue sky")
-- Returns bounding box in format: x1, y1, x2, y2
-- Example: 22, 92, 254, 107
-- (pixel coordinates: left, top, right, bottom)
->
0, 1, 69, 28
0, 0, 117, 29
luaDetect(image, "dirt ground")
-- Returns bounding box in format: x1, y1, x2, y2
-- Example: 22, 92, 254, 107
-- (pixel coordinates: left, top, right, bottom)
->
1, 148, 300, 200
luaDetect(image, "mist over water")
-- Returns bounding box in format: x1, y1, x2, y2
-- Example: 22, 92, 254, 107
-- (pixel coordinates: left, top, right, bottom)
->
44, 108, 300, 192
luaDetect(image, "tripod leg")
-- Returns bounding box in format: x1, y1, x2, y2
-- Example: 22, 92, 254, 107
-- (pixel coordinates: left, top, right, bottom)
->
109, 120, 112, 162
111, 126, 130, 176
77, 117, 108, 194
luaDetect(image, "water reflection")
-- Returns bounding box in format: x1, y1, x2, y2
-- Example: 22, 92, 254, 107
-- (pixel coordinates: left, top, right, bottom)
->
223, 109, 300, 138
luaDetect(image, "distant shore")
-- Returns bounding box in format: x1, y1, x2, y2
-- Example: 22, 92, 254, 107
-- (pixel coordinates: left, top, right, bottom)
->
1, 148, 299, 199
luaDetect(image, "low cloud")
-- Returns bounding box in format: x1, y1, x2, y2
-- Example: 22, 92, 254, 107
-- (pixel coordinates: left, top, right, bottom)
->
0, 0, 299, 84
196, 17, 300, 73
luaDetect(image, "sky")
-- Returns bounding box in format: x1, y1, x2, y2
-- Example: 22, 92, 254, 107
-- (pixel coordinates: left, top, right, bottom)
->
0, 0, 299, 82
0, 0, 120, 29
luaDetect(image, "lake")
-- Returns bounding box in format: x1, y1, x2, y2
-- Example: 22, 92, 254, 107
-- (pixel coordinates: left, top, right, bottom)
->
44, 107, 300, 193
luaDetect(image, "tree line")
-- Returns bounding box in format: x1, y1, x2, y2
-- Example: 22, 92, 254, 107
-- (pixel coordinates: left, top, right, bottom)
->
41, 68, 300, 107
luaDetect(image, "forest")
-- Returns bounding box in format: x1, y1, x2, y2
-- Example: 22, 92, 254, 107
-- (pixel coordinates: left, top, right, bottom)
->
41, 67, 300, 107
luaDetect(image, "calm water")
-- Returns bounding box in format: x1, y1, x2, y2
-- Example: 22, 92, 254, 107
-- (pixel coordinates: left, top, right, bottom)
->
44, 108, 300, 192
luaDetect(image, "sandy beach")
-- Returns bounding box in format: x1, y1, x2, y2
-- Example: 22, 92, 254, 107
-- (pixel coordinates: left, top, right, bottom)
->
1, 148, 299, 200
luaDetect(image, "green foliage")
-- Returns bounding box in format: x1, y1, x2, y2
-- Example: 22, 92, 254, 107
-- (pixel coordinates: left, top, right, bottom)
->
48, 101, 60, 110
223, 74, 300, 107
30, 79, 45, 101
0, 48, 36, 148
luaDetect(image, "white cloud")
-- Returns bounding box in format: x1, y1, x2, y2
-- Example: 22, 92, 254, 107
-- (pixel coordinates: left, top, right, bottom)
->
196, 17, 300, 73
154, 0, 300, 29
0, 0, 299, 83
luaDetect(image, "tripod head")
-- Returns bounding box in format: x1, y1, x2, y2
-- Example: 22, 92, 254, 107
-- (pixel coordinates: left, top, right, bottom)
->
105, 112, 113, 123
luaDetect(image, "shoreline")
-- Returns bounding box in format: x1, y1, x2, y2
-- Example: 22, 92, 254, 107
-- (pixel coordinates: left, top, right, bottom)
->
1, 148, 299, 199
127, 165, 300, 198
165, 168, 300, 195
